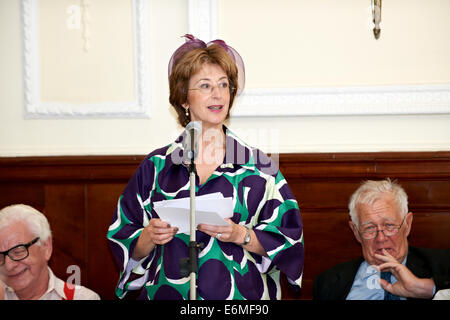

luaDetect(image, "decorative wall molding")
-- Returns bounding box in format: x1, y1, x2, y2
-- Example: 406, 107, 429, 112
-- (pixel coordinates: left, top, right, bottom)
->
21, 0, 151, 118
188, 0, 217, 42
233, 84, 450, 117
188, 1, 450, 117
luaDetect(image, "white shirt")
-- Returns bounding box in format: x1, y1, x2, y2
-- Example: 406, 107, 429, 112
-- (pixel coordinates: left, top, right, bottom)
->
2, 267, 100, 300
433, 289, 450, 300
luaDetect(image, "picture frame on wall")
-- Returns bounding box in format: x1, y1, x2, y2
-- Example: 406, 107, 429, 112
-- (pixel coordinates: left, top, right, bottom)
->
22, 0, 151, 118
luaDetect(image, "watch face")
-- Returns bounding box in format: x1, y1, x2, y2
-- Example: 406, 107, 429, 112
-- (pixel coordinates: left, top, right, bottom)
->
243, 227, 251, 245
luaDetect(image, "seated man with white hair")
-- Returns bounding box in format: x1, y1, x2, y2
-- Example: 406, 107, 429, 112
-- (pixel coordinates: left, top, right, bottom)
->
313, 179, 450, 300
0, 204, 100, 300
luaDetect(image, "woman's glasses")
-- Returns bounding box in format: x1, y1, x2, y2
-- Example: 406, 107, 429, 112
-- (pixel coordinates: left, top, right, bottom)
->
188, 80, 234, 95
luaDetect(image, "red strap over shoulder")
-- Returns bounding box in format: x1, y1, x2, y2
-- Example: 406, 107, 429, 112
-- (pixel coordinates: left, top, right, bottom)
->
63, 282, 75, 300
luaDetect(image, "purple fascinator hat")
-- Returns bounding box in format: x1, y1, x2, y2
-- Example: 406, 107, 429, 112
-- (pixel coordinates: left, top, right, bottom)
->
168, 34, 245, 95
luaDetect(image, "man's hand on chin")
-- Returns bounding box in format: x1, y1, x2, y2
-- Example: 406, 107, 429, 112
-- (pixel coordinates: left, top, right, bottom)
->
376, 249, 435, 299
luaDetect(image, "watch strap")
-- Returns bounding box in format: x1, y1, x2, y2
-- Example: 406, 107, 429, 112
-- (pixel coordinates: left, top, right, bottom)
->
240, 226, 251, 246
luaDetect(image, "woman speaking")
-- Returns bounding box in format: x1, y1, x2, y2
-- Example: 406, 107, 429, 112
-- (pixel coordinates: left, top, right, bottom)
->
107, 35, 304, 300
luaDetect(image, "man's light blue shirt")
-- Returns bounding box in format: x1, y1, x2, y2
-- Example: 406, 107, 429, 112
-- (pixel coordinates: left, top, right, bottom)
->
346, 259, 407, 300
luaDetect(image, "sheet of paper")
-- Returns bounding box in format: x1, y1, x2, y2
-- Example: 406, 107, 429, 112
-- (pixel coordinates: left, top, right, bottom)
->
154, 207, 230, 234
153, 194, 233, 234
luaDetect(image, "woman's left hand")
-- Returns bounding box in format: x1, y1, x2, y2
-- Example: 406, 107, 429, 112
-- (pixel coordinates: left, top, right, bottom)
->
197, 218, 246, 244
198, 219, 268, 257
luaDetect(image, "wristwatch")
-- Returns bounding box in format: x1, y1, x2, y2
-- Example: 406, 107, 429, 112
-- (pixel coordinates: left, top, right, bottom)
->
240, 226, 251, 246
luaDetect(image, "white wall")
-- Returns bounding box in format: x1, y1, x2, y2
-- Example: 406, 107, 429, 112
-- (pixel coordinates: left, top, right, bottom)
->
1, 0, 449, 156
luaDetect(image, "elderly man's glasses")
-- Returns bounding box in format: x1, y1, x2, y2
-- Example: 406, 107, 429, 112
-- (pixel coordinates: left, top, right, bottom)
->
358, 216, 406, 240
0, 237, 40, 266
188, 80, 234, 95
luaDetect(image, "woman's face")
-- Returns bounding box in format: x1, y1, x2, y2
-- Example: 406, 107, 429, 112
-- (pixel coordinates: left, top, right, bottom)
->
183, 63, 230, 130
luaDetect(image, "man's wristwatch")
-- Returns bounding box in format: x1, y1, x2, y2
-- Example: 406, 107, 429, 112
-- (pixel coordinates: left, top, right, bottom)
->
240, 226, 251, 246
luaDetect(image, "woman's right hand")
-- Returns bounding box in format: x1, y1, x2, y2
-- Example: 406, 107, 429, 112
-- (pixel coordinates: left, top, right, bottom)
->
132, 218, 178, 260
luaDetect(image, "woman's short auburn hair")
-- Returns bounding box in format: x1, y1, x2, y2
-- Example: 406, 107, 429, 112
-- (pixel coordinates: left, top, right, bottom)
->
169, 43, 239, 127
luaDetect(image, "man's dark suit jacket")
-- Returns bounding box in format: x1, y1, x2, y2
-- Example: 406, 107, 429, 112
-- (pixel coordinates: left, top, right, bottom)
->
313, 246, 450, 300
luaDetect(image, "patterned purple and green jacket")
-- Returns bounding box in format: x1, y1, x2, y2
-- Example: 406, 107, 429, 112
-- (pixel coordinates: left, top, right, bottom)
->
107, 126, 304, 300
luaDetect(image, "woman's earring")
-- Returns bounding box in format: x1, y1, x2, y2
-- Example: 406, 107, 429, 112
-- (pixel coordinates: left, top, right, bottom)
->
185, 108, 189, 117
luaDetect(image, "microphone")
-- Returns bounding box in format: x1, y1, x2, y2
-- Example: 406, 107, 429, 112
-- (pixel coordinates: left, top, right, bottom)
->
184, 121, 202, 163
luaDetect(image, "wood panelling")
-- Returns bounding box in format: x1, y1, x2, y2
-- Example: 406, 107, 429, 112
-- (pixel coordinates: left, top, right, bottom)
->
1, 152, 449, 300
45, 183, 86, 284
85, 183, 127, 298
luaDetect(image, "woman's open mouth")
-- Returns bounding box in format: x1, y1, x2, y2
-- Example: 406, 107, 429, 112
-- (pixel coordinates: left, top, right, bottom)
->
208, 105, 223, 111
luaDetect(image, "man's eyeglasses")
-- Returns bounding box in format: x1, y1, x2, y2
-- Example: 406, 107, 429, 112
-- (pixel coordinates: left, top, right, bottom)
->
0, 237, 40, 266
188, 80, 234, 95
358, 216, 406, 240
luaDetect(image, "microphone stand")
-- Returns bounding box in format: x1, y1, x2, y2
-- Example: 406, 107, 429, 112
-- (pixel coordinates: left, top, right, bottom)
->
180, 128, 202, 300
188, 149, 197, 300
